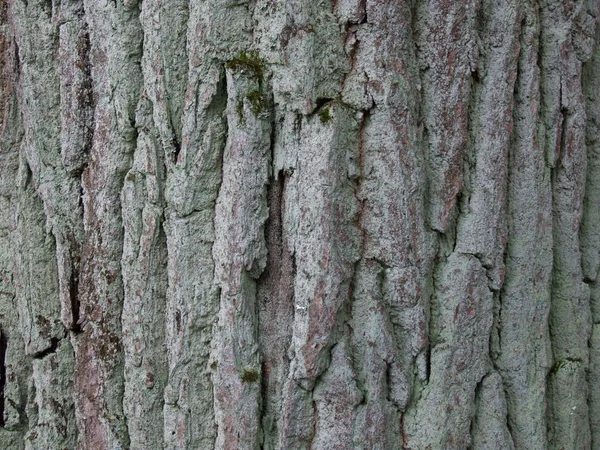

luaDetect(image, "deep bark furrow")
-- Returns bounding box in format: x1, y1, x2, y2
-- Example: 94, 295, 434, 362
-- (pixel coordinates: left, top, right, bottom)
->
0, 329, 7, 428
257, 169, 295, 450
74, 1, 143, 448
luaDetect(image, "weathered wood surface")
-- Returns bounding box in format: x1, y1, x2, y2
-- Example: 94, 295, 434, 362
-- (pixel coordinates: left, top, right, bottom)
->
0, 0, 599, 449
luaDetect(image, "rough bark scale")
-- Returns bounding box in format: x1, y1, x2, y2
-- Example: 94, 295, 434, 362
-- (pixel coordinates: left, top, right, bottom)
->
0, 0, 599, 449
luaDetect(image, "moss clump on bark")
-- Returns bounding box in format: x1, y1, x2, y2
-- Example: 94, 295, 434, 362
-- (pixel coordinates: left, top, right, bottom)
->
236, 91, 269, 124
225, 51, 265, 79
317, 105, 332, 124
240, 369, 259, 383
246, 90, 269, 115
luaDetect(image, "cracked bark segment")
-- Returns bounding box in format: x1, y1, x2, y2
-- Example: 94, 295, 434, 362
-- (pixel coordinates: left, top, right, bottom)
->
121, 110, 168, 448
0, 8, 26, 444
471, 372, 515, 450
548, 360, 591, 450
495, 2, 553, 448
0, 317, 27, 444
581, 16, 600, 283
165, 0, 252, 217
350, 260, 403, 449
270, 1, 347, 114
542, 4, 593, 447
58, 0, 93, 175
590, 324, 600, 450
12, 181, 62, 356
416, 0, 478, 232
342, 0, 420, 112
137, 1, 225, 446
279, 104, 361, 449
348, 0, 434, 419
539, 0, 593, 168
24, 339, 76, 450
55, 0, 90, 334
12, 0, 85, 336
455, 0, 520, 276
404, 253, 493, 450
161, 61, 225, 450
210, 68, 271, 450
163, 213, 220, 450
74, 1, 143, 448
358, 107, 431, 413
0, 0, 16, 151
311, 340, 362, 450
0, 189, 27, 449
139, 0, 189, 168
161, 1, 244, 446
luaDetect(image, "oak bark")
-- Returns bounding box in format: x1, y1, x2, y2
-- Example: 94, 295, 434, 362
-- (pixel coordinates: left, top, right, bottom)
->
0, 0, 599, 449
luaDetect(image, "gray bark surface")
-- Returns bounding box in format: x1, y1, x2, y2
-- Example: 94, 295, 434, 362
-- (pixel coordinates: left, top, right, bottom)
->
0, 0, 599, 449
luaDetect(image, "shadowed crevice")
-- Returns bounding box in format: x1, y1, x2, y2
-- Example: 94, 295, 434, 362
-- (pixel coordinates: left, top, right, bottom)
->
0, 329, 7, 427
32, 337, 60, 359
70, 261, 82, 333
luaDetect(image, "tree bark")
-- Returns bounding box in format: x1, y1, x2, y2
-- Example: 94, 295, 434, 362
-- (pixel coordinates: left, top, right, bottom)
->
0, 0, 599, 449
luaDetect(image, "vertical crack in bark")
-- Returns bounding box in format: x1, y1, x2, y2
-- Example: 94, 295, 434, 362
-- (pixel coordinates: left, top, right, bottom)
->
0, 329, 7, 427
78, 27, 94, 167
170, 133, 181, 164
257, 167, 295, 448
69, 255, 81, 334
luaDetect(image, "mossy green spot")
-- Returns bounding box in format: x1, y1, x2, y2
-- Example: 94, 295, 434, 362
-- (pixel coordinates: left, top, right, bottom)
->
317, 105, 333, 124
225, 51, 266, 79
246, 90, 269, 115
240, 369, 259, 383
236, 99, 246, 125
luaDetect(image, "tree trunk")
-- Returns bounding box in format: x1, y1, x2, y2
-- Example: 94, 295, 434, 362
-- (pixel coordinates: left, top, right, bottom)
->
0, 0, 598, 449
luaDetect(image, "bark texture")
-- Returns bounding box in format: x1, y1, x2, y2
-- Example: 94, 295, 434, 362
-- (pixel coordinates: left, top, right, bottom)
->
0, 0, 599, 449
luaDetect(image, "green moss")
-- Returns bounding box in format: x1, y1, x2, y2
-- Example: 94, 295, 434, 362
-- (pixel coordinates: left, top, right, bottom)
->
236, 99, 246, 125
317, 105, 333, 124
225, 51, 266, 79
240, 368, 260, 383
246, 90, 269, 115
235, 91, 269, 124
550, 359, 578, 374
